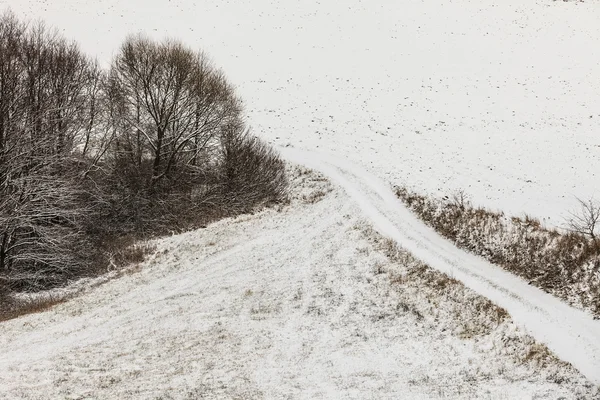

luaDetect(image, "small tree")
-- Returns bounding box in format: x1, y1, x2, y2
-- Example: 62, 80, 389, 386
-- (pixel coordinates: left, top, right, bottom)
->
566, 197, 600, 244
449, 189, 470, 211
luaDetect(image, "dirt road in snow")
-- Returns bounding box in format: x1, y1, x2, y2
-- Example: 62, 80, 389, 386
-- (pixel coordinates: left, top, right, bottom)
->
280, 146, 600, 385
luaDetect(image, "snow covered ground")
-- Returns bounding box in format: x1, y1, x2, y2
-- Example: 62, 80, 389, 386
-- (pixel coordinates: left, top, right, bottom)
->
3, 0, 600, 397
5, 0, 600, 226
0, 170, 597, 399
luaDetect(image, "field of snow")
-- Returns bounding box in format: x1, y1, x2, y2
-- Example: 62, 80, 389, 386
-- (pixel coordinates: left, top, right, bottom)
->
5, 0, 600, 227
1, 170, 597, 399
3, 0, 600, 396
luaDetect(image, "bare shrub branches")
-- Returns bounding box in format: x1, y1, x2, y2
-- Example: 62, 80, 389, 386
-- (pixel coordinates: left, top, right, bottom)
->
219, 128, 288, 214
566, 197, 600, 243
0, 156, 94, 290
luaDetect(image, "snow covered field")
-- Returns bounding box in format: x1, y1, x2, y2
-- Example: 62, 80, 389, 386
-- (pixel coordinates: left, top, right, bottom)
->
3, 0, 600, 397
5, 0, 600, 226
1, 170, 597, 399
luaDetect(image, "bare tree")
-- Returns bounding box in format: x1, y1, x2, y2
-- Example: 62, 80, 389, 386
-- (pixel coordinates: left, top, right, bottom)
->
0, 11, 26, 176
566, 197, 600, 243
450, 189, 470, 211
107, 36, 243, 189
18, 21, 93, 155
0, 12, 97, 289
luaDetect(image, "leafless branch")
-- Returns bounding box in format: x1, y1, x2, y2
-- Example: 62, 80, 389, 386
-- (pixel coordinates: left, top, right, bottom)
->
566, 197, 600, 242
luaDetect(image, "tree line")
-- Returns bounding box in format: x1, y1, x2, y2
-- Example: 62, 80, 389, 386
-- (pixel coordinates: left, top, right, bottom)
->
0, 11, 287, 296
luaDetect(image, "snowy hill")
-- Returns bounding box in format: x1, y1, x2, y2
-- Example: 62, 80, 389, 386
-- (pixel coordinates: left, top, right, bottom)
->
1, 169, 597, 398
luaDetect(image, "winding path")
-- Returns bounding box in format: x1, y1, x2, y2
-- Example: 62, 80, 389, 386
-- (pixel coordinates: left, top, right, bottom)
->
279, 145, 600, 385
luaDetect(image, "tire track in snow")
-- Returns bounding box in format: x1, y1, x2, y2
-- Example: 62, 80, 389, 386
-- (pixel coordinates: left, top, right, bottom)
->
279, 146, 600, 385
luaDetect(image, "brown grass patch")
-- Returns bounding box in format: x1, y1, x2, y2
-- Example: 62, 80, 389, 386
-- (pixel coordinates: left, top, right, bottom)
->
0, 293, 67, 322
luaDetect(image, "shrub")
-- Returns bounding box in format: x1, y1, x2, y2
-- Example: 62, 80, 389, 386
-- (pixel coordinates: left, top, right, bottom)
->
219, 129, 288, 214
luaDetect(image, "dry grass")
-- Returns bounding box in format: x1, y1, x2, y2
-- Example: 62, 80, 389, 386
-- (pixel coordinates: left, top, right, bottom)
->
0, 293, 67, 323
289, 166, 335, 205
0, 240, 158, 323
110, 242, 158, 270
522, 342, 554, 368
303, 189, 330, 204
366, 227, 509, 338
